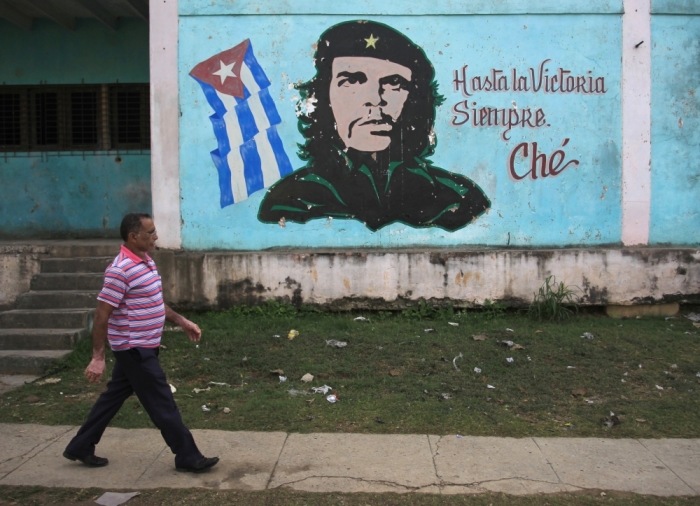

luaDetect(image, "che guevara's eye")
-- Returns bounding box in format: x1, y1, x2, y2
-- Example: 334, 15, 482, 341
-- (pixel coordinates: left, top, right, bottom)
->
336, 71, 368, 87
381, 75, 409, 89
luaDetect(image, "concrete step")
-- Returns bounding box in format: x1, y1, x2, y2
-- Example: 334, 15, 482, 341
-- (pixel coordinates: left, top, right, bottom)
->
0, 309, 94, 330
15, 291, 99, 310
40, 257, 112, 274
31, 273, 104, 291
43, 241, 120, 259
0, 328, 89, 350
0, 350, 72, 375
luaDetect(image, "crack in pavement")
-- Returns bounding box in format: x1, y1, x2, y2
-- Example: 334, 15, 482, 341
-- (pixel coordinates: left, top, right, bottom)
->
427, 435, 442, 485
269, 474, 429, 492
532, 437, 564, 485
265, 432, 289, 490
135, 444, 169, 484
637, 439, 698, 494
0, 426, 75, 480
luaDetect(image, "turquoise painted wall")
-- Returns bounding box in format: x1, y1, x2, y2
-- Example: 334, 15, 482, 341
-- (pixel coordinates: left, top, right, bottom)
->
0, 18, 150, 239
0, 18, 149, 85
0, 154, 151, 239
179, 5, 621, 249
650, 14, 700, 244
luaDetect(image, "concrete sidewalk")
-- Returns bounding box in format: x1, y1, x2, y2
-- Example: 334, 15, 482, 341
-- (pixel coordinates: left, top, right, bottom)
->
0, 423, 698, 496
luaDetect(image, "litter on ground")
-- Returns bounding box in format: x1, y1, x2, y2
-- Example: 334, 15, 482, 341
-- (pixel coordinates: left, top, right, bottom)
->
326, 394, 338, 403
201, 405, 210, 412
169, 384, 177, 393
354, 316, 369, 322
193, 387, 210, 394
326, 339, 347, 348
301, 373, 314, 382
581, 332, 595, 339
453, 352, 463, 371
684, 313, 700, 322
312, 385, 333, 394
448, 322, 459, 326
506, 357, 514, 363
288, 389, 310, 396
95, 492, 140, 506
425, 328, 436, 333
208, 381, 230, 387
279, 376, 287, 383
487, 384, 496, 389
505, 328, 514, 332
35, 378, 61, 385
472, 334, 488, 341
474, 367, 482, 374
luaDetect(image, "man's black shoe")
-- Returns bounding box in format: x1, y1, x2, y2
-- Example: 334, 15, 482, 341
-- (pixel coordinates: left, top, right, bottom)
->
63, 451, 108, 467
176, 456, 219, 473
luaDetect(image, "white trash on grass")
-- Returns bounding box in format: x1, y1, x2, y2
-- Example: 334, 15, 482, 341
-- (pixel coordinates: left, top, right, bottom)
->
312, 385, 333, 394
95, 492, 140, 506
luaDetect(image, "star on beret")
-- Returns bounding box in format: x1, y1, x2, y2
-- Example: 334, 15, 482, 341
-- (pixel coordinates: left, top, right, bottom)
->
364, 34, 379, 49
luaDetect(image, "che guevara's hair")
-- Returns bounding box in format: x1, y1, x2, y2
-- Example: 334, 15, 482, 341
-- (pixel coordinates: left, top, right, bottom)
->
295, 20, 444, 165
120, 212, 151, 242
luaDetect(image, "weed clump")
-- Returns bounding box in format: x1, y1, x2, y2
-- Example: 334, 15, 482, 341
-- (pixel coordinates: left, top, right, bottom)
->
528, 275, 579, 321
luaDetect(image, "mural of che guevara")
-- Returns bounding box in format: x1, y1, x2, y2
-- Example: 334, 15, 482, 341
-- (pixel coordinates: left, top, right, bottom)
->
258, 20, 490, 231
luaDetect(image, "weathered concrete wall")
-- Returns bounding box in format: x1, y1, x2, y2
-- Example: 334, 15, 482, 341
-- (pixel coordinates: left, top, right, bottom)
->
152, 248, 700, 310
0, 247, 43, 310
0, 240, 120, 310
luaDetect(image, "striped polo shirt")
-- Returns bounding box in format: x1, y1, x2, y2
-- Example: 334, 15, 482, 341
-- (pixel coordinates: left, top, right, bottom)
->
97, 245, 166, 351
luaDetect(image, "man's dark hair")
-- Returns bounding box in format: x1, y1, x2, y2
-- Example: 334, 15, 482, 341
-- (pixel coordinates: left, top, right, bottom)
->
120, 213, 152, 242
296, 20, 444, 166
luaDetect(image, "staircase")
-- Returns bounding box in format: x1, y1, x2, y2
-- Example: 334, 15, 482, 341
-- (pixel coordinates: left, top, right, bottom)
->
0, 244, 118, 375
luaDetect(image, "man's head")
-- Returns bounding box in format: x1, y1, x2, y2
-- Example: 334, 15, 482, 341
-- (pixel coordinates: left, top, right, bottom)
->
297, 20, 443, 163
120, 213, 158, 254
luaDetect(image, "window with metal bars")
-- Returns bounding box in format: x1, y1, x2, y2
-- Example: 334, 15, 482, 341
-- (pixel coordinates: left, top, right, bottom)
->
0, 84, 150, 152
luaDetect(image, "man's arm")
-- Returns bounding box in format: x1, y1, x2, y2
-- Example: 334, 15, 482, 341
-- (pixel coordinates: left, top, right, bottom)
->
85, 301, 116, 383
165, 304, 202, 342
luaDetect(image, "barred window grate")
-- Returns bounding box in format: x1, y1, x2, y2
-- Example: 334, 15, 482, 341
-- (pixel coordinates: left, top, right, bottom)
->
0, 83, 150, 152
70, 91, 99, 147
34, 92, 59, 146
110, 85, 150, 149
0, 93, 22, 147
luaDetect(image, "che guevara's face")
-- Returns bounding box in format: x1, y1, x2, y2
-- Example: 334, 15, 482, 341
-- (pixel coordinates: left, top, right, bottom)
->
329, 56, 412, 153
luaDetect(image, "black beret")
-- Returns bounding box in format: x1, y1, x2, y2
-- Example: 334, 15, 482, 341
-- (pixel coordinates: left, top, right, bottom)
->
314, 20, 434, 81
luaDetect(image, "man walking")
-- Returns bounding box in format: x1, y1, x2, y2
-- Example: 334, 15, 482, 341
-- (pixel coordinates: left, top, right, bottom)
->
63, 213, 219, 473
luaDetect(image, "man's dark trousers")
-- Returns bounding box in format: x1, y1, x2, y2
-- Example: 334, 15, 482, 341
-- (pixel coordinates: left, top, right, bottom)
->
65, 347, 203, 467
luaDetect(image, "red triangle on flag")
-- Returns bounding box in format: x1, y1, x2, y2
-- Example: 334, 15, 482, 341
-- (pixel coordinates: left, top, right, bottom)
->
189, 39, 249, 98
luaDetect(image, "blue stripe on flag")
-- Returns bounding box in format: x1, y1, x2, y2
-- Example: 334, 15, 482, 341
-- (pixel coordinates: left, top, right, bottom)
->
267, 126, 294, 177
194, 78, 236, 208
234, 99, 259, 142
244, 43, 271, 90
195, 78, 228, 116
210, 149, 235, 208
258, 88, 282, 126
240, 138, 265, 195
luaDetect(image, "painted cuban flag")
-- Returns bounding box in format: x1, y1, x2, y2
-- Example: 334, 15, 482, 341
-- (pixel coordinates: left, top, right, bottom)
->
189, 40, 293, 208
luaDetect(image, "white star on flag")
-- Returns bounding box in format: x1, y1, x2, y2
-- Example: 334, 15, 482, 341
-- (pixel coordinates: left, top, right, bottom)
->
213, 60, 236, 84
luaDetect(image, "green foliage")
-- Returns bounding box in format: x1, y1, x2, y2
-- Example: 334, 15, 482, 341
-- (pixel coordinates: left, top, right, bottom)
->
400, 300, 456, 320
207, 300, 325, 319
528, 275, 579, 322
482, 298, 507, 319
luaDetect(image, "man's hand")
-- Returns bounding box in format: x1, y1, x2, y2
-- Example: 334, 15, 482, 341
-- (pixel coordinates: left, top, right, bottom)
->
180, 318, 202, 342
165, 304, 202, 343
85, 357, 106, 383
